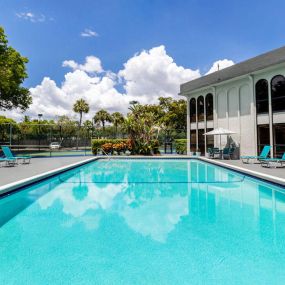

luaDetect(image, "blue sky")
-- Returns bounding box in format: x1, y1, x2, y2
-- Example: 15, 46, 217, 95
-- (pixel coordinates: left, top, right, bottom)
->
1, 0, 285, 119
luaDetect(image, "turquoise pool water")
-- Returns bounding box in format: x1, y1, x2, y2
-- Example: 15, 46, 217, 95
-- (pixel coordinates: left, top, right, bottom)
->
0, 159, 285, 284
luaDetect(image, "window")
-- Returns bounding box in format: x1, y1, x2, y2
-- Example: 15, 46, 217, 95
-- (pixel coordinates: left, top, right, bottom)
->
271, 75, 285, 113
273, 124, 285, 157
190, 98, 196, 123
257, 124, 270, 155
190, 130, 196, 152
206, 128, 214, 151
197, 96, 204, 122
255, 79, 269, 114
205, 93, 213, 120
198, 129, 205, 154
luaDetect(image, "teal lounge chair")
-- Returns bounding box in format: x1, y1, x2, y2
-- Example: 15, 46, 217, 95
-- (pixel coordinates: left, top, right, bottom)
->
260, 152, 285, 168
1, 146, 31, 164
223, 147, 235, 160
241, 145, 271, 164
0, 157, 16, 167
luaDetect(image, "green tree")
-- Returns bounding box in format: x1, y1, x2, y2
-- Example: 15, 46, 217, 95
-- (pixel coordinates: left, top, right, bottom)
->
0, 26, 31, 110
73, 98, 90, 128
111, 112, 124, 137
73, 98, 90, 149
93, 109, 112, 131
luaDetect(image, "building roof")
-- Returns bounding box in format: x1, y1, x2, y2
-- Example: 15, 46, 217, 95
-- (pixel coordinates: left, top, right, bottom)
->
180, 45, 285, 94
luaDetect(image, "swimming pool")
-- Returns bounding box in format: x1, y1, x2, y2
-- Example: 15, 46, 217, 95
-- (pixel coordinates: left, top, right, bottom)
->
0, 158, 285, 284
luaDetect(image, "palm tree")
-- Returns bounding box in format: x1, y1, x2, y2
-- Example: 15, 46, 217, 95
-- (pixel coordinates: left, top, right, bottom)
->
111, 112, 124, 137
73, 98, 90, 128
73, 98, 89, 149
93, 109, 112, 131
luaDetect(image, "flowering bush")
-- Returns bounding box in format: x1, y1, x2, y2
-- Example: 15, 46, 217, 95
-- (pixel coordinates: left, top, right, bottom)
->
113, 142, 126, 154
101, 143, 113, 154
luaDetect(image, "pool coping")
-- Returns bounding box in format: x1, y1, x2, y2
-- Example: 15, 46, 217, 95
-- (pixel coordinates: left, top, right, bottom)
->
0, 157, 98, 196
198, 157, 285, 187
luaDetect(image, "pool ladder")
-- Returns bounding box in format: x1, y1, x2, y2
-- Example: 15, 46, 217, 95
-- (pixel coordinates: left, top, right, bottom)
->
100, 148, 111, 160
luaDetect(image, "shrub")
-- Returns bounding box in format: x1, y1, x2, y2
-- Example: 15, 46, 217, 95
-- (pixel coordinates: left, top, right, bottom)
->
113, 142, 126, 154
91, 139, 128, 155
101, 143, 113, 154
175, 139, 187, 154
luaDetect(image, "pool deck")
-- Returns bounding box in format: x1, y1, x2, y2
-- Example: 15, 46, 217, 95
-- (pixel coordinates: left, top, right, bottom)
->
199, 157, 285, 186
0, 155, 284, 195
0, 156, 96, 194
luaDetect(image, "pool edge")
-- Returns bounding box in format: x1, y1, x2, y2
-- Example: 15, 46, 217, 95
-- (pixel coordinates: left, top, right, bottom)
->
0, 157, 98, 196
198, 157, 285, 186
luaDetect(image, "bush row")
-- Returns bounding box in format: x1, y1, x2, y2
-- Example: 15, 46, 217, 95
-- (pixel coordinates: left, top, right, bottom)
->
175, 139, 187, 154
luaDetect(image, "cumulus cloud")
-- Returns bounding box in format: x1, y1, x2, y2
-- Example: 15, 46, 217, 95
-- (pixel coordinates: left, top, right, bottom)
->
1, 45, 234, 121
16, 12, 51, 23
205, 59, 234, 75
118, 45, 200, 104
80, 28, 98, 37
63, 56, 103, 73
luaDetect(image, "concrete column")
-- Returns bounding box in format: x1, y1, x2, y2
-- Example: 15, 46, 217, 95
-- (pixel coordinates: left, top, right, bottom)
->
204, 95, 207, 155
212, 86, 217, 147
268, 78, 274, 158
186, 97, 191, 155
196, 96, 198, 151
248, 75, 258, 155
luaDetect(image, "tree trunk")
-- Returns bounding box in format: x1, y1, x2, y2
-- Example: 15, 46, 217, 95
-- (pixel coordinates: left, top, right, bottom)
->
76, 112, 82, 150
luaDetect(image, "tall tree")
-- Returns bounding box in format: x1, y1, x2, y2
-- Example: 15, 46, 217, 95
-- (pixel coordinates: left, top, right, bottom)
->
111, 112, 124, 137
93, 109, 112, 131
0, 26, 31, 110
73, 98, 89, 149
73, 98, 90, 128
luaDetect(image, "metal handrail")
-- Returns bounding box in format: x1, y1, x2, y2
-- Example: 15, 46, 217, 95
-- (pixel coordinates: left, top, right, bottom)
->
100, 147, 111, 160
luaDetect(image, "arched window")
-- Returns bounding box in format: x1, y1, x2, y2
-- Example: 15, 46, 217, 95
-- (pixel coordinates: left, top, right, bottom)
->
197, 96, 204, 122
271, 75, 285, 113
190, 98, 196, 123
205, 93, 213, 120
255, 79, 269, 114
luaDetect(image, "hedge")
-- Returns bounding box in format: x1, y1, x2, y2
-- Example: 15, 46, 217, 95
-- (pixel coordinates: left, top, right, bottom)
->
175, 139, 187, 154
92, 139, 128, 155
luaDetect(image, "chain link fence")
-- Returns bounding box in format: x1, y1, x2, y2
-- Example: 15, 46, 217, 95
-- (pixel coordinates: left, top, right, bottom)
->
0, 123, 187, 157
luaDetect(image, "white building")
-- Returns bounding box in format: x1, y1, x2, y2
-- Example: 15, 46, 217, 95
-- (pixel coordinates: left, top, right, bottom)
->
180, 46, 285, 158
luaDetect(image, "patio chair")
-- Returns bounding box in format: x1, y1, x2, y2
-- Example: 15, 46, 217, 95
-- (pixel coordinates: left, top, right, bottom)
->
1, 146, 31, 164
240, 145, 271, 164
0, 157, 17, 167
208, 147, 220, 158
222, 147, 235, 160
260, 152, 285, 168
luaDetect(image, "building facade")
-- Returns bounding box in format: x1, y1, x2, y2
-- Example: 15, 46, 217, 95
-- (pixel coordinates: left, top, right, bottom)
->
180, 46, 285, 157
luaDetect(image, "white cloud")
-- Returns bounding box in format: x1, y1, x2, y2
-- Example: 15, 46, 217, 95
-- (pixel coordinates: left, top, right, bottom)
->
118, 45, 200, 104
16, 12, 48, 23
62, 56, 103, 73
205, 59, 234, 75
80, 28, 99, 37
1, 45, 234, 121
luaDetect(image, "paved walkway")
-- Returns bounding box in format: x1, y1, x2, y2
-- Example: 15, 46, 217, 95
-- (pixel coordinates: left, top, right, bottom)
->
0, 156, 94, 187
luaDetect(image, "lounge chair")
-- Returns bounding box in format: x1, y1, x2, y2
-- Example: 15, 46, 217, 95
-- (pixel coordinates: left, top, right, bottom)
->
0, 157, 17, 167
223, 147, 235, 160
260, 152, 285, 168
241, 145, 271, 164
208, 147, 220, 158
1, 146, 31, 164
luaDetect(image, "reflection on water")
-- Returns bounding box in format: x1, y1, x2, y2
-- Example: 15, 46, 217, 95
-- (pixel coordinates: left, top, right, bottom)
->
1, 159, 282, 244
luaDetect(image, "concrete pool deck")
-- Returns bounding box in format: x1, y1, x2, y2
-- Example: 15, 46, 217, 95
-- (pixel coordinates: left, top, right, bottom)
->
0, 156, 284, 195
0, 156, 96, 194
